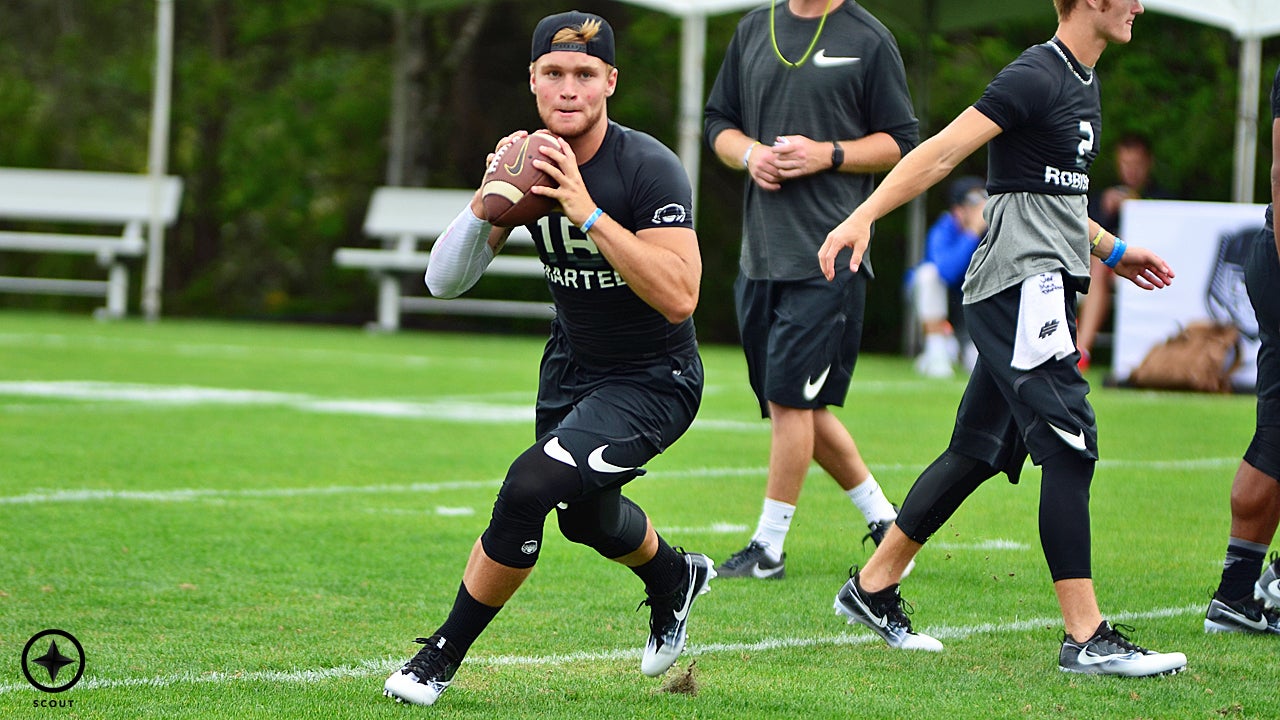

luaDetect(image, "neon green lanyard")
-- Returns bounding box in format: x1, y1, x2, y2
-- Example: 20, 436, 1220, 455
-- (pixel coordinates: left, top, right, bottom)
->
770, 0, 834, 69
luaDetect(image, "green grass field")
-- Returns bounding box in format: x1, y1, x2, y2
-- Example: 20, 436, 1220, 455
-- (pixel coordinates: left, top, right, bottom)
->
1, 310, 1276, 719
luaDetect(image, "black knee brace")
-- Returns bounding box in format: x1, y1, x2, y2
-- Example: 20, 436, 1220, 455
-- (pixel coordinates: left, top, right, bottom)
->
556, 490, 649, 560
480, 442, 583, 569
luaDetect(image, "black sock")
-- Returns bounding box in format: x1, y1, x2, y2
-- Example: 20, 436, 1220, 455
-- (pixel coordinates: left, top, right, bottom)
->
630, 536, 684, 596
434, 582, 501, 660
1217, 538, 1268, 601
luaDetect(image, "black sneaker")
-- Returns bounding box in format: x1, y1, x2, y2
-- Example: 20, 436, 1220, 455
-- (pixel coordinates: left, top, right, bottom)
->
860, 509, 914, 579
383, 635, 462, 705
833, 568, 941, 651
863, 518, 893, 548
715, 540, 785, 579
639, 550, 715, 676
1205, 592, 1280, 634
1058, 621, 1186, 676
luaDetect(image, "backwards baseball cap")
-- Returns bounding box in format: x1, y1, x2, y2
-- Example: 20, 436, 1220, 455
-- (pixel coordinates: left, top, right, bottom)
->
531, 10, 615, 66
948, 175, 988, 207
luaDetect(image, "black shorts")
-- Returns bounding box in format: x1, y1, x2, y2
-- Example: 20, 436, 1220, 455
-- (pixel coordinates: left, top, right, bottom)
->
951, 279, 1097, 468
734, 268, 866, 417
1245, 228, 1280, 480
535, 321, 703, 495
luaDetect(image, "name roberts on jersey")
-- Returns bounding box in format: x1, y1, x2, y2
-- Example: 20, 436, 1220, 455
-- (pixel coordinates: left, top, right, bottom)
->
1043, 165, 1090, 192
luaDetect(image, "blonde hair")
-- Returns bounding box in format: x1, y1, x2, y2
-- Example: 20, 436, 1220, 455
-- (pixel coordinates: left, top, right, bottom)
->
552, 18, 602, 46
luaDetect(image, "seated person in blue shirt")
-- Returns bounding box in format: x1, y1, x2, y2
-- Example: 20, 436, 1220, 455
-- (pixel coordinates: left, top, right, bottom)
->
906, 176, 988, 377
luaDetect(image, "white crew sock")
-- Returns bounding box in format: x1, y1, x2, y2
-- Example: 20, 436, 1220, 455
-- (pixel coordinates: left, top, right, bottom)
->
846, 475, 897, 524
752, 498, 795, 562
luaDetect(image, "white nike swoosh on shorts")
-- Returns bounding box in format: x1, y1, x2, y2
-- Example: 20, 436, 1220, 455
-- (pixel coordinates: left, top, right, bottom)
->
803, 365, 832, 401
543, 436, 578, 466
587, 444, 636, 474
1048, 423, 1088, 451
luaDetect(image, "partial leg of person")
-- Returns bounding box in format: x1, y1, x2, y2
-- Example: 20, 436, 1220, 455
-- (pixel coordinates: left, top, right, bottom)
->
558, 489, 714, 676
385, 442, 577, 705
976, 276, 1184, 676
1074, 258, 1112, 371
722, 270, 890, 579
1204, 460, 1280, 633
834, 444, 1003, 652
813, 408, 901, 550
911, 262, 957, 378
1207, 229, 1280, 632
546, 339, 712, 676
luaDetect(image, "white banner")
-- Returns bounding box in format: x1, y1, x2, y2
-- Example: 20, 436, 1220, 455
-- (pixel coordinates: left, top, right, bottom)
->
1113, 199, 1267, 389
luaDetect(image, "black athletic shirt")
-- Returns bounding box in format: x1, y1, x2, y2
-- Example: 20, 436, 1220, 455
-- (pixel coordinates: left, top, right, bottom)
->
974, 39, 1102, 196
527, 121, 696, 365
1268, 63, 1280, 232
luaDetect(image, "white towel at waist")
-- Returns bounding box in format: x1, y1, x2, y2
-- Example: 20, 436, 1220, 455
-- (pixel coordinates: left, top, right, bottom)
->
1011, 271, 1075, 370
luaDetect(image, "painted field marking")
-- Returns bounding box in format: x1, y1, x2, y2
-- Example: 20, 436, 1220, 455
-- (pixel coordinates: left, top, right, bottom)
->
0, 604, 1201, 694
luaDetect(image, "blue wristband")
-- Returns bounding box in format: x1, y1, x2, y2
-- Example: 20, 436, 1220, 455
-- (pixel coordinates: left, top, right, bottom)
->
1102, 237, 1127, 268
580, 207, 603, 234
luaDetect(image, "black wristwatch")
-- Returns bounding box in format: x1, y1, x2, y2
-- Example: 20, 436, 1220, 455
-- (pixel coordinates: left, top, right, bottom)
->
830, 140, 844, 171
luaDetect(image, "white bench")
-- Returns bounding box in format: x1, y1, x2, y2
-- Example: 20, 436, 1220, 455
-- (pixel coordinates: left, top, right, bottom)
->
0, 167, 183, 318
334, 187, 550, 332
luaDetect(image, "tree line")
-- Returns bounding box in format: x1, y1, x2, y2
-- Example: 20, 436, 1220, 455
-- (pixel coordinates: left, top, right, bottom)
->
1, 0, 1274, 348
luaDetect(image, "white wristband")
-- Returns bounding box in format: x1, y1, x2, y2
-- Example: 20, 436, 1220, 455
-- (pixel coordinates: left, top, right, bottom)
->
742, 141, 760, 169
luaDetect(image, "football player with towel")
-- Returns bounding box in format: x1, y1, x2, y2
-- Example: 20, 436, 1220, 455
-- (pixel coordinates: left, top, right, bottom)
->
820, 0, 1186, 677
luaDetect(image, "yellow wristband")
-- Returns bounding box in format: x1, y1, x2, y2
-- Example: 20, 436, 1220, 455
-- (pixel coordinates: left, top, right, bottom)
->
1091, 228, 1106, 249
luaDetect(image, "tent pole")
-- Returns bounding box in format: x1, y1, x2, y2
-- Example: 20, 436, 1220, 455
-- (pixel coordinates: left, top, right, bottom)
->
678, 12, 707, 216
143, 0, 174, 321
1233, 35, 1261, 203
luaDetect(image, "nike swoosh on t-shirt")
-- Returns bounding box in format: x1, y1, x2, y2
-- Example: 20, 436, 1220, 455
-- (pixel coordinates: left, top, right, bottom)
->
812, 49, 861, 68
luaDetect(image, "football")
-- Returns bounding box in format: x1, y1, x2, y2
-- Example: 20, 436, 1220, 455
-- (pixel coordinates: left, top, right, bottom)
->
481, 132, 561, 227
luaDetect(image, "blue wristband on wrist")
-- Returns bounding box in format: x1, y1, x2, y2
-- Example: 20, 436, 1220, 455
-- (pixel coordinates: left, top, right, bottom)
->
1102, 237, 1127, 268
580, 207, 603, 233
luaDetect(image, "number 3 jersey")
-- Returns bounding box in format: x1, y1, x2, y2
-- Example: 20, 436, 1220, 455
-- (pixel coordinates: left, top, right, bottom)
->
526, 121, 697, 365
965, 39, 1102, 303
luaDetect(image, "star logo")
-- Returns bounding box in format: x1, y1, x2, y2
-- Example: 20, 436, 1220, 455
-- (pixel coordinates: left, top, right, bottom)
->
22, 629, 86, 693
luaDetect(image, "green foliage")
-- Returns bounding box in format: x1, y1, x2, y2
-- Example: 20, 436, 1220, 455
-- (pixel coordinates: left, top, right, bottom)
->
0, 3, 1277, 347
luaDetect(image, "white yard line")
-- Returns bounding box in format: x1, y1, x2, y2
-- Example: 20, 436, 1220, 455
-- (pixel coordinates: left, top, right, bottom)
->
0, 604, 1201, 694
0, 456, 1238, 506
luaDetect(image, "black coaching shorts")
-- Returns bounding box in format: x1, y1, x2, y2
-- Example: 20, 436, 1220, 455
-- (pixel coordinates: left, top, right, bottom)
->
734, 267, 866, 417
534, 320, 703, 495
1245, 227, 1280, 481
951, 277, 1097, 468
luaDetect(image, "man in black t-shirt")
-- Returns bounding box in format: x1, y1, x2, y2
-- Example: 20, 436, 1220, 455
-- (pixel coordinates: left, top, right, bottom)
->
1204, 62, 1280, 637
703, 0, 918, 583
819, 0, 1186, 676
383, 11, 713, 706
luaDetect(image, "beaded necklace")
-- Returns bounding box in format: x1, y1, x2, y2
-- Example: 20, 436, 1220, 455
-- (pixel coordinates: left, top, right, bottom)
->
770, 0, 835, 69
1046, 37, 1093, 86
